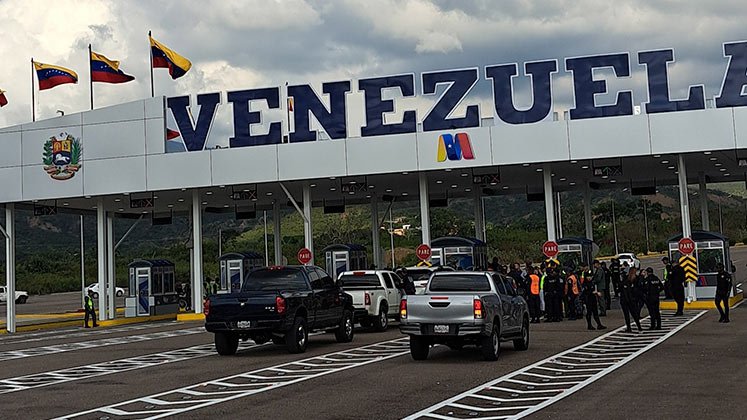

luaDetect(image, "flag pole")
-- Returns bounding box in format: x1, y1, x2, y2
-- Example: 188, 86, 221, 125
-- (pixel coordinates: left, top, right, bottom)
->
148, 30, 154, 98
285, 81, 290, 143
30, 58, 36, 121
88, 44, 94, 110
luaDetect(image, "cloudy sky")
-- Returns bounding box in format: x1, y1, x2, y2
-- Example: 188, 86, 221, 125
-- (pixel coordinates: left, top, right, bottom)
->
1, 0, 746, 143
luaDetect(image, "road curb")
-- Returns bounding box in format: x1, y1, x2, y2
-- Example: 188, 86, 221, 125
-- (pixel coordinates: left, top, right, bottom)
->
177, 313, 205, 322
660, 294, 743, 310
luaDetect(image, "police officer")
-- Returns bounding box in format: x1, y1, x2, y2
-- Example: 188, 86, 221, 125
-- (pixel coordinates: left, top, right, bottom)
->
642, 267, 663, 330
609, 258, 621, 299
84, 290, 98, 328
669, 260, 686, 316
527, 267, 542, 323
564, 268, 580, 320
398, 268, 416, 295
544, 265, 563, 322
661, 257, 674, 299
618, 268, 642, 333
582, 264, 606, 331
715, 262, 732, 323
592, 260, 608, 316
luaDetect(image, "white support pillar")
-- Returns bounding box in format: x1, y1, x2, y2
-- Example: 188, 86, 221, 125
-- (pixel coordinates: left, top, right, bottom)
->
96, 198, 108, 322
419, 172, 431, 245
106, 213, 115, 319
371, 197, 382, 268
583, 182, 593, 241
543, 165, 556, 241
302, 183, 314, 265
473, 189, 485, 242
699, 172, 710, 231
273, 200, 282, 265
5, 204, 16, 333
677, 155, 696, 302
191, 190, 204, 313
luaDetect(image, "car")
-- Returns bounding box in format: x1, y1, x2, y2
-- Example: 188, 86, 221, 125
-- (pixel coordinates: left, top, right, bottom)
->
0, 286, 28, 304
204, 265, 355, 355
616, 253, 641, 270
399, 271, 529, 361
403, 265, 455, 294
85, 283, 125, 298
337, 270, 403, 331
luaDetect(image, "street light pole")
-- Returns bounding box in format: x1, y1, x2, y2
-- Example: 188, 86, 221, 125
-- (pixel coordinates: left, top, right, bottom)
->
643, 199, 650, 254
80, 214, 85, 308
389, 206, 395, 269
612, 200, 619, 255
263, 211, 269, 266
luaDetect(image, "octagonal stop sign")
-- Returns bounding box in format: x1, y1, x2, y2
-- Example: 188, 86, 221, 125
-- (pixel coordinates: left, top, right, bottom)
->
297, 247, 312, 264
416, 244, 432, 261
542, 240, 559, 258
678, 237, 695, 255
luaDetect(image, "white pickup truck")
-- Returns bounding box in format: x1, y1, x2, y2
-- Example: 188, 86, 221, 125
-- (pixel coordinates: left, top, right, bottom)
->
0, 286, 29, 304
338, 270, 403, 331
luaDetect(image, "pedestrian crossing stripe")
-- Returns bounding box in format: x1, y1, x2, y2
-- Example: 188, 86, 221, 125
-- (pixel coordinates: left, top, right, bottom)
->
679, 255, 697, 282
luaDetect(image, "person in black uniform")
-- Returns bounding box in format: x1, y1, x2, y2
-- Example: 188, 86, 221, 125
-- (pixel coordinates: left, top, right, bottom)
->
715, 263, 732, 323
642, 267, 663, 330
661, 257, 674, 299
581, 269, 606, 330
618, 268, 642, 332
669, 260, 686, 316
545, 265, 563, 322
609, 258, 621, 299
601, 262, 612, 310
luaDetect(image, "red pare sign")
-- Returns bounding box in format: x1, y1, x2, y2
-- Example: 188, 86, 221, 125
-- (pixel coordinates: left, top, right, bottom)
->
542, 241, 559, 258
678, 237, 695, 255
297, 248, 312, 264
416, 244, 432, 261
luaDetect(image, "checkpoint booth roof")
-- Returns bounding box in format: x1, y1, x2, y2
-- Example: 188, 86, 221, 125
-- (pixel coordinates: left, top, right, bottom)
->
430, 236, 487, 270
555, 237, 599, 270
322, 244, 368, 279
218, 251, 265, 293
667, 231, 733, 299
127, 259, 177, 317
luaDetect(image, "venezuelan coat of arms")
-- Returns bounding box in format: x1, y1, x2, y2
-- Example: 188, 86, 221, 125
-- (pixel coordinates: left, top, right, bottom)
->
42, 133, 82, 180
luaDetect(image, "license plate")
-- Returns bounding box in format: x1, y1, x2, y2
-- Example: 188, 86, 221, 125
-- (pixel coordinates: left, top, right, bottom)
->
237, 321, 253, 329
433, 324, 449, 334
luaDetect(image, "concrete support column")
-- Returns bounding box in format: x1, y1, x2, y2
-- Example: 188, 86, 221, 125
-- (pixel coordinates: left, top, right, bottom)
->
273, 200, 282, 265
677, 155, 696, 302
473, 189, 485, 242
96, 198, 108, 322
583, 182, 593, 241
543, 165, 556, 241
371, 197, 382, 268
191, 190, 204, 313
419, 172, 431, 245
5, 204, 16, 333
302, 183, 314, 265
106, 213, 115, 319
699, 172, 710, 231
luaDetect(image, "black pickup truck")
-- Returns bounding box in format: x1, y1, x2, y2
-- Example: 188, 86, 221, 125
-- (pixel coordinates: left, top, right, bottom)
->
204, 265, 355, 355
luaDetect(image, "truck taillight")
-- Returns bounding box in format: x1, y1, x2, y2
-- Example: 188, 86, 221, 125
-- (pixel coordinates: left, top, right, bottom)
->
203, 299, 210, 316
364, 292, 371, 306
276, 296, 286, 315
473, 299, 483, 319
399, 299, 407, 319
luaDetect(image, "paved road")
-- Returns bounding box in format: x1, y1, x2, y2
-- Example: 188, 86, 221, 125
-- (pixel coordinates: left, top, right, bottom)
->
0, 302, 742, 419
1, 291, 126, 326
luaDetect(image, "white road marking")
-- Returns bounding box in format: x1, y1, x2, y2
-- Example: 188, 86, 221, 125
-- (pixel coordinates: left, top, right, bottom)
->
403, 311, 705, 420
0, 322, 177, 345
54, 338, 410, 419
0, 327, 205, 363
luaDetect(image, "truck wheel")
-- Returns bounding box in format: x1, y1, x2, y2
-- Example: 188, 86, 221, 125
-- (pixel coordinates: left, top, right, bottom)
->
335, 310, 355, 343
372, 306, 388, 332
513, 317, 530, 351
286, 317, 308, 353
409, 336, 430, 360
215, 332, 239, 356
480, 324, 501, 361
16, 296, 27, 304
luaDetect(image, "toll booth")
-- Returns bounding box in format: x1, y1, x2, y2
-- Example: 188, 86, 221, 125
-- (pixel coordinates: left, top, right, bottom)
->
556, 237, 598, 270
125, 259, 178, 317
668, 231, 733, 300
323, 244, 368, 279
219, 252, 265, 293
430, 237, 488, 270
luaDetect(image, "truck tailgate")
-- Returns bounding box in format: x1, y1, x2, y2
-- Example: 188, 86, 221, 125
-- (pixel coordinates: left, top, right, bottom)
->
406, 294, 478, 324
207, 292, 280, 322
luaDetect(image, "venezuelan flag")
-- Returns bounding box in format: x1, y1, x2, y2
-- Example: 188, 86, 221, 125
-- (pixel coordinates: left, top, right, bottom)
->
90, 51, 135, 84
34, 61, 78, 90
0, 89, 7, 107
150, 36, 192, 79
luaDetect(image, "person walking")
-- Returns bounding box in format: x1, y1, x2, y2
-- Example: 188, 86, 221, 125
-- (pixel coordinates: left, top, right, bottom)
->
642, 267, 663, 330
669, 259, 686, 316
84, 290, 98, 328
601, 262, 612, 310
582, 264, 606, 331
527, 267, 542, 323
592, 260, 608, 316
545, 264, 563, 322
564, 268, 580, 320
618, 268, 642, 333
609, 258, 621, 299
662, 257, 674, 299
715, 262, 733, 323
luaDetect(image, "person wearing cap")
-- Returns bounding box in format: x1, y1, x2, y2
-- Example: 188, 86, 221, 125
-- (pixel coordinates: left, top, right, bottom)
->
592, 260, 607, 316
527, 266, 542, 323
669, 259, 686, 316
582, 261, 606, 331
642, 267, 663, 330
661, 256, 674, 299
544, 263, 563, 322
618, 266, 642, 333
715, 262, 732, 323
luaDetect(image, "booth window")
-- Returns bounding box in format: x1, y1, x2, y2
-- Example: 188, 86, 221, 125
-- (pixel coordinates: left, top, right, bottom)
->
152, 269, 163, 295
163, 271, 175, 294
697, 248, 724, 274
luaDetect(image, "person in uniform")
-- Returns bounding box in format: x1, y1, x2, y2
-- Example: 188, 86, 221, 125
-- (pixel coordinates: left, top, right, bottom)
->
601, 261, 612, 310
669, 260, 686, 316
642, 267, 663, 330
715, 262, 732, 323
527, 267, 542, 323
592, 260, 608, 316
544, 264, 563, 322
609, 258, 622, 299
661, 257, 674, 299
84, 290, 98, 328
564, 268, 580, 320
581, 264, 606, 331
618, 268, 642, 333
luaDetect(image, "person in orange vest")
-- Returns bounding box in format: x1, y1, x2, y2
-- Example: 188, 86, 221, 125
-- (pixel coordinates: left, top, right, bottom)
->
564, 268, 580, 320
527, 267, 542, 323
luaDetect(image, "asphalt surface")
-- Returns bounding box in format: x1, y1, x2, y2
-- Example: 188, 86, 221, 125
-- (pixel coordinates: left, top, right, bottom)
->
0, 291, 126, 326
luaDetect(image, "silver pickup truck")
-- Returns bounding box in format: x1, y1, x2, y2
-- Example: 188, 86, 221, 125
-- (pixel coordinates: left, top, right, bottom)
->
399, 271, 529, 361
